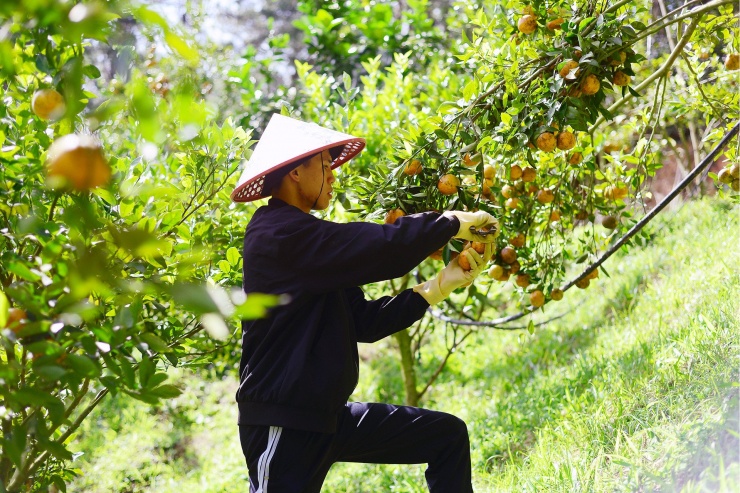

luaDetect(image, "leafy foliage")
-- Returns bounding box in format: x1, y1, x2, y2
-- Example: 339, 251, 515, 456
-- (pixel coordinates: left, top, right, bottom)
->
0, 2, 280, 490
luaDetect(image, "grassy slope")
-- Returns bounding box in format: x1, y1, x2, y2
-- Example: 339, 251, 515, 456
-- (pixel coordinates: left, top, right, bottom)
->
69, 199, 739, 492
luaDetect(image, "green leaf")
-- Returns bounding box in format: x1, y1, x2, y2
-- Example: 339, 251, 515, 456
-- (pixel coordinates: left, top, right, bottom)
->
139, 357, 155, 387
164, 31, 199, 63
12, 388, 59, 406
65, 353, 100, 379
167, 283, 221, 314
82, 64, 101, 79
527, 320, 535, 334
36, 365, 68, 381
39, 440, 73, 461
140, 332, 170, 353
146, 372, 168, 389
149, 384, 182, 398
7, 261, 41, 281
226, 247, 241, 266
0, 290, 8, 328
233, 293, 283, 320
217, 259, 231, 273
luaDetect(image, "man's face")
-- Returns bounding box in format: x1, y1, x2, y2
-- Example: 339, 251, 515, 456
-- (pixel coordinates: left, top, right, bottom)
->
298, 151, 335, 211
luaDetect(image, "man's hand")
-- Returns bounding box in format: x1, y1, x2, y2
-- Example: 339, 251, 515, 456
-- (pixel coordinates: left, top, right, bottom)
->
413, 244, 494, 305
443, 211, 500, 243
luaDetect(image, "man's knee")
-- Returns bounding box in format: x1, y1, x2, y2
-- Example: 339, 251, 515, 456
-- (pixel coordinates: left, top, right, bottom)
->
439, 412, 470, 444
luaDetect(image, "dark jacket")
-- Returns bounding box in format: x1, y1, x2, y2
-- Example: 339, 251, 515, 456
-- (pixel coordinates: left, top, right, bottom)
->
237, 198, 459, 433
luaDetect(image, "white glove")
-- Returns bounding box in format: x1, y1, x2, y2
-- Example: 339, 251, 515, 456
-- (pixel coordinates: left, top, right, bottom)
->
443, 210, 500, 243
413, 243, 494, 305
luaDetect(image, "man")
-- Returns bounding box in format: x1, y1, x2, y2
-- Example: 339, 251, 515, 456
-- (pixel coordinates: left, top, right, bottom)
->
231, 114, 498, 492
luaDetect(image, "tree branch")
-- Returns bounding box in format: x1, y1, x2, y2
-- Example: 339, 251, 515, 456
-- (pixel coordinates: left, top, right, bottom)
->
588, 13, 703, 133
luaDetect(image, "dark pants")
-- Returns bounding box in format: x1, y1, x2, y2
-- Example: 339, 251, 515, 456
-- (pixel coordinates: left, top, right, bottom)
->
239, 402, 473, 493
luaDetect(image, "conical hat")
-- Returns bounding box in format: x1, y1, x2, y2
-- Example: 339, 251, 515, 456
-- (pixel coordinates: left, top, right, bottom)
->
231, 113, 365, 202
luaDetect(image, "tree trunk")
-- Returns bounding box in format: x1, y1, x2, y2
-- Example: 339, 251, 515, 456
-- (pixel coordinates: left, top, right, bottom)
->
394, 329, 419, 406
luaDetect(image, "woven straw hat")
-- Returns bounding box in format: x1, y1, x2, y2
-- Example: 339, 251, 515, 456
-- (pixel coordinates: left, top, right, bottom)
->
231, 113, 366, 202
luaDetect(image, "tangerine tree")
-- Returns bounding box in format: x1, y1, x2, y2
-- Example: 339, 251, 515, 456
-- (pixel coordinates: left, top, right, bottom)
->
0, 2, 279, 490
294, 0, 738, 405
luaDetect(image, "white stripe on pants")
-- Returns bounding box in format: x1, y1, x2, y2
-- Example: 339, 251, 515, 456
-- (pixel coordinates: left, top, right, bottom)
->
255, 426, 282, 493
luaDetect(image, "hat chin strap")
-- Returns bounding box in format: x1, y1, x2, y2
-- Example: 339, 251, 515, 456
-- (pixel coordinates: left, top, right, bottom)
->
310, 152, 327, 210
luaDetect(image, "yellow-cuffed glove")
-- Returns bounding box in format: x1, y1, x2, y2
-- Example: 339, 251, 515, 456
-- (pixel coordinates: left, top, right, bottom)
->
442, 210, 500, 243
413, 243, 494, 305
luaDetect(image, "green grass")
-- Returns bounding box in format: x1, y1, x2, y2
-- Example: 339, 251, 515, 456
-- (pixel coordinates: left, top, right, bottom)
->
69, 198, 739, 492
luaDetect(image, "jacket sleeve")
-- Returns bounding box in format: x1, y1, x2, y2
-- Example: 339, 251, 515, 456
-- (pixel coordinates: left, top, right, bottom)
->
345, 286, 430, 343
267, 211, 459, 294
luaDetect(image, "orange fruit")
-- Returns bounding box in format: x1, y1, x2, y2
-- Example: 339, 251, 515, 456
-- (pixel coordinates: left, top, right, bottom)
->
509, 260, 521, 274
510, 233, 525, 248
613, 184, 628, 199
502, 184, 517, 198
482, 180, 493, 198
470, 241, 486, 255
527, 184, 539, 195
604, 185, 615, 200
32, 88, 66, 121
530, 290, 545, 307
483, 164, 495, 179
556, 131, 576, 150
429, 248, 444, 261
500, 246, 517, 264
567, 152, 583, 165
518, 15, 538, 34
549, 209, 561, 222
510, 164, 523, 180
609, 51, 627, 66
488, 264, 510, 282
385, 208, 405, 224
46, 134, 111, 191
515, 273, 530, 288
463, 152, 482, 167
437, 174, 460, 195
601, 215, 618, 229
536, 188, 555, 204
613, 71, 631, 86
550, 288, 563, 301
731, 179, 739, 192
536, 132, 557, 152
404, 159, 422, 176
547, 18, 564, 30
6, 307, 27, 332
730, 164, 740, 179
558, 60, 579, 79
505, 197, 521, 209
586, 268, 599, 280
575, 278, 590, 289
580, 74, 600, 95
725, 53, 740, 70
717, 168, 733, 184
521, 167, 536, 182
458, 249, 472, 271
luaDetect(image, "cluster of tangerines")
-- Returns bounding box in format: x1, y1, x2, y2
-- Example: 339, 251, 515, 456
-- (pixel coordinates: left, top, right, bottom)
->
30, 88, 111, 192
717, 163, 740, 192
516, 5, 633, 95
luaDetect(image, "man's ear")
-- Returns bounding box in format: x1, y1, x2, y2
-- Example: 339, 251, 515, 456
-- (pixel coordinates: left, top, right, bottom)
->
288, 167, 301, 182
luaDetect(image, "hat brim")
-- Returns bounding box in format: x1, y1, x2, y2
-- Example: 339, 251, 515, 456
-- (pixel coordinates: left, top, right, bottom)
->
231, 114, 365, 203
